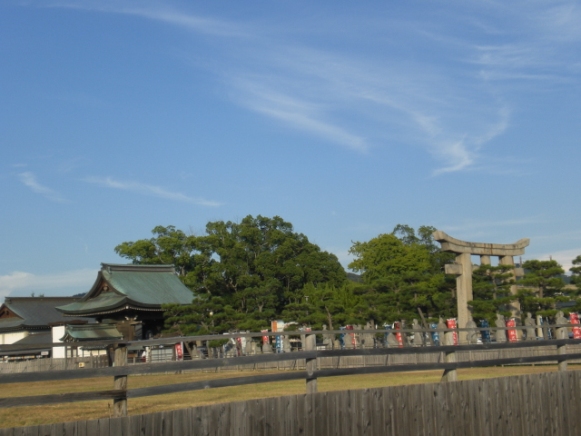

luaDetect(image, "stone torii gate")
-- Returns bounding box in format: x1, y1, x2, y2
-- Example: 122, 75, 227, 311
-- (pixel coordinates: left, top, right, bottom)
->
433, 230, 529, 342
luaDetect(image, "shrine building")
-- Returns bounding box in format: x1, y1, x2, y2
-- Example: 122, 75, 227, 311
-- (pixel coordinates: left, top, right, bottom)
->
56, 263, 194, 341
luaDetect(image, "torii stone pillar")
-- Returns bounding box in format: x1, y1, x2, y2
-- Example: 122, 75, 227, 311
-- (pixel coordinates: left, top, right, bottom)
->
433, 231, 529, 343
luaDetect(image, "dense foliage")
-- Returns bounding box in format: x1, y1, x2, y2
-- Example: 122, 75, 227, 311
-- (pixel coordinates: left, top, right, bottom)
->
469, 264, 515, 323
116, 215, 346, 334
115, 218, 581, 334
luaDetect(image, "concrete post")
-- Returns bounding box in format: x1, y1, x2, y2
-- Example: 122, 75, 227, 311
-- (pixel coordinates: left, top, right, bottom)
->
480, 255, 491, 266
456, 253, 473, 344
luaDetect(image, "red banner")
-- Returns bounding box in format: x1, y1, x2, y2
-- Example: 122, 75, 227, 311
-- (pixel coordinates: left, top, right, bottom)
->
175, 343, 183, 360
446, 319, 458, 345
506, 318, 518, 342
570, 313, 581, 339
393, 322, 404, 348
261, 329, 269, 344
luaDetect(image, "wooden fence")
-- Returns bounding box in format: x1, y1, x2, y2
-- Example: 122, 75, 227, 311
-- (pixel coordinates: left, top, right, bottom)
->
1, 370, 580, 435
1, 345, 578, 374
1, 334, 581, 413
0, 355, 109, 374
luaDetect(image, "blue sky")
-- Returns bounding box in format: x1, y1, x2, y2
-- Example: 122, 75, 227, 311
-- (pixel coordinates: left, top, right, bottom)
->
1, 0, 580, 299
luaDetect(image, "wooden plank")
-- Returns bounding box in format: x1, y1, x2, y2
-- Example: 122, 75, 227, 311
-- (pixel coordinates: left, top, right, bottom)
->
289, 395, 298, 436
269, 395, 284, 436
128, 414, 142, 436
170, 408, 188, 436
518, 374, 530, 436
570, 371, 581, 432
325, 391, 339, 436
312, 392, 329, 436
410, 384, 422, 436
423, 382, 434, 435
252, 399, 266, 436
340, 390, 351, 436
212, 402, 229, 436
232, 399, 248, 436
11, 425, 30, 436
108, 417, 126, 436
295, 394, 306, 436
37, 425, 51, 436
511, 375, 524, 436
367, 388, 381, 436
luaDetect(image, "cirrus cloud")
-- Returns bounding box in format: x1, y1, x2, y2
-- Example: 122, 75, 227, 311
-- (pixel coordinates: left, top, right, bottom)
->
83, 176, 222, 207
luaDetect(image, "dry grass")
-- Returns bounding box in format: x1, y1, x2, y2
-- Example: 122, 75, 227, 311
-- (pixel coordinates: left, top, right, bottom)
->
0, 365, 561, 429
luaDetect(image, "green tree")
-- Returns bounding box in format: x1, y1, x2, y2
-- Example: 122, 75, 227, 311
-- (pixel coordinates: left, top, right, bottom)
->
570, 255, 581, 287
117, 216, 347, 334
518, 259, 566, 318
469, 264, 515, 323
348, 226, 455, 325
115, 225, 198, 277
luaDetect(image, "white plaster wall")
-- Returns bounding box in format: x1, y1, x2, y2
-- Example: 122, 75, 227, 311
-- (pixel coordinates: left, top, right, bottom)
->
52, 325, 66, 359
1, 331, 28, 345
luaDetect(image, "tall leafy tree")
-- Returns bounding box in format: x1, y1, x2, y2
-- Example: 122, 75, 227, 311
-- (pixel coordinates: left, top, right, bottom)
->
115, 225, 198, 277
518, 259, 566, 318
570, 255, 581, 287
469, 264, 515, 323
116, 216, 346, 333
348, 225, 455, 324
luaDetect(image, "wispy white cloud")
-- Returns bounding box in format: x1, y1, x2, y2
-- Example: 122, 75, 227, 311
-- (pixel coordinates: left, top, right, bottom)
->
49, 1, 247, 38
18, 172, 66, 203
84, 176, 221, 207
0, 269, 96, 299
232, 80, 367, 152
43, 0, 580, 174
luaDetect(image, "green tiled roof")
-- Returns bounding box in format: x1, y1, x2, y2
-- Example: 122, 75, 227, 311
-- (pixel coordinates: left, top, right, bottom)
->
61, 323, 123, 341
56, 294, 128, 316
0, 297, 85, 333
103, 267, 193, 305
57, 264, 194, 316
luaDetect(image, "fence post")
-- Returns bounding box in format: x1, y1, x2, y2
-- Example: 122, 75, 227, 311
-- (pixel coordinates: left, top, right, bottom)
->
558, 343, 568, 372
441, 329, 457, 382
305, 333, 317, 394
113, 344, 128, 417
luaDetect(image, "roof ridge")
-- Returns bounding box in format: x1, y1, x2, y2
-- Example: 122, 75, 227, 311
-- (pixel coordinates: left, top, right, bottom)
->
101, 263, 176, 273
6, 297, 80, 300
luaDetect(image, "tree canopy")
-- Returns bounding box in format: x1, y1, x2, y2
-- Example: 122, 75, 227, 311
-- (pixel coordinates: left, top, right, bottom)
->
115, 219, 581, 334
116, 215, 346, 334
347, 225, 456, 324
516, 259, 567, 318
